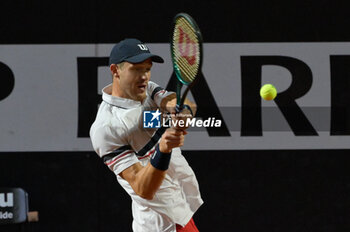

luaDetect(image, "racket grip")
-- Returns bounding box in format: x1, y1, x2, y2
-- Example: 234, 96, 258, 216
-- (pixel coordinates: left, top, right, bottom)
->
175, 104, 193, 116
175, 104, 183, 114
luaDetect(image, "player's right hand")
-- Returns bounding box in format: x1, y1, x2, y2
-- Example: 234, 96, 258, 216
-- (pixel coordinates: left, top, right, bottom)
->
159, 128, 187, 153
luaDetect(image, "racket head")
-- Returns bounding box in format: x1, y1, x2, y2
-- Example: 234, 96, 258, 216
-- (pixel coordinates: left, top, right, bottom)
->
171, 13, 203, 86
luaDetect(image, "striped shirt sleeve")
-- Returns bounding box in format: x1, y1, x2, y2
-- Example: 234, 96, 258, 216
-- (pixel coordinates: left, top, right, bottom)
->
147, 81, 174, 108
90, 125, 139, 175
102, 145, 138, 175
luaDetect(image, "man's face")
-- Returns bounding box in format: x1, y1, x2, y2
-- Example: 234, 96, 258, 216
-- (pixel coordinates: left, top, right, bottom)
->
116, 59, 152, 101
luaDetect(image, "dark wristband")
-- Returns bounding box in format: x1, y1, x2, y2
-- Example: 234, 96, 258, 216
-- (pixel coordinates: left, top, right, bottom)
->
150, 144, 172, 171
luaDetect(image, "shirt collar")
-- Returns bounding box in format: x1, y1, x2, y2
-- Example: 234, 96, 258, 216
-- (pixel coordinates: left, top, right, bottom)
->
102, 84, 142, 109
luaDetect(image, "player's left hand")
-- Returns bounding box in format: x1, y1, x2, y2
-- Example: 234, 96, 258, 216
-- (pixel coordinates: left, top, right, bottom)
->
163, 94, 177, 114
164, 95, 197, 116
182, 98, 197, 116
170, 104, 196, 131
162, 94, 197, 130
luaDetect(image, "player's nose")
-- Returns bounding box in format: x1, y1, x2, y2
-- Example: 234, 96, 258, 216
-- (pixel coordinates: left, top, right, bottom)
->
141, 72, 149, 80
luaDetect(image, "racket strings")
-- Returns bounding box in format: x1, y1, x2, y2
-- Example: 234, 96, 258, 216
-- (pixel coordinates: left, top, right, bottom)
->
173, 39, 199, 82
172, 17, 200, 82
173, 28, 199, 79
176, 54, 198, 81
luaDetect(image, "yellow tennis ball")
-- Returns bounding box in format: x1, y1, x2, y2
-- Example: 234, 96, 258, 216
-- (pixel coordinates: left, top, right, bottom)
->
260, 84, 277, 101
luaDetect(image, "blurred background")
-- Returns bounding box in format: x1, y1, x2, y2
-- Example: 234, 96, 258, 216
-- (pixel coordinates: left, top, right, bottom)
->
1, 0, 350, 231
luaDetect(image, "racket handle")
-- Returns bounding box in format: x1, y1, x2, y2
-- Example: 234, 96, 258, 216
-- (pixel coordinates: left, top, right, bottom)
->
175, 104, 183, 114
175, 104, 193, 116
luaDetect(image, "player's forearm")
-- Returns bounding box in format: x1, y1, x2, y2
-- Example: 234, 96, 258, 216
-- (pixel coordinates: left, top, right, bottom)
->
133, 143, 173, 200
127, 130, 181, 200
133, 163, 167, 200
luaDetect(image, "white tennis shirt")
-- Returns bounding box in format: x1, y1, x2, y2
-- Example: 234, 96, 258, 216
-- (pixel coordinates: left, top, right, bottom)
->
90, 81, 203, 232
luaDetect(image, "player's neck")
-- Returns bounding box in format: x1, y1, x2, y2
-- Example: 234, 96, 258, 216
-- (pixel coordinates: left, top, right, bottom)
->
111, 80, 121, 98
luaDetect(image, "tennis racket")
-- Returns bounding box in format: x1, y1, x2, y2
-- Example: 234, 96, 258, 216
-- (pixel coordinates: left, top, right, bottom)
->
170, 13, 203, 114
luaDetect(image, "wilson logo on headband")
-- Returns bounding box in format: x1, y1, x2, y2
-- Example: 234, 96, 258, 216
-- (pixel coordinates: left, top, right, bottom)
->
137, 44, 148, 51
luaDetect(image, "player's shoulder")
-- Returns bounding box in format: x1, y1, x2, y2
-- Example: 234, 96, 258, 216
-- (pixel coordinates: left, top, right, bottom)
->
90, 106, 129, 141
90, 116, 128, 140
90, 126, 129, 158
90, 121, 129, 155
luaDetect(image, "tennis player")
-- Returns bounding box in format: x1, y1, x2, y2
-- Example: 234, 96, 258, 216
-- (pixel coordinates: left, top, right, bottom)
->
90, 38, 203, 232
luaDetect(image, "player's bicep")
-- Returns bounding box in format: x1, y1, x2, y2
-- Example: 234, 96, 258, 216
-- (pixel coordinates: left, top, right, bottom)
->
119, 161, 166, 200
118, 162, 143, 185
119, 162, 155, 199
102, 145, 139, 176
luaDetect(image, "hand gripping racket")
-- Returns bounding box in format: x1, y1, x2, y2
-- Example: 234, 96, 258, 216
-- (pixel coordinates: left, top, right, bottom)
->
171, 13, 203, 114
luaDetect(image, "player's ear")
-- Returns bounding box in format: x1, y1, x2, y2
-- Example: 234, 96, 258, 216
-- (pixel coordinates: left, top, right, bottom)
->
110, 64, 119, 79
